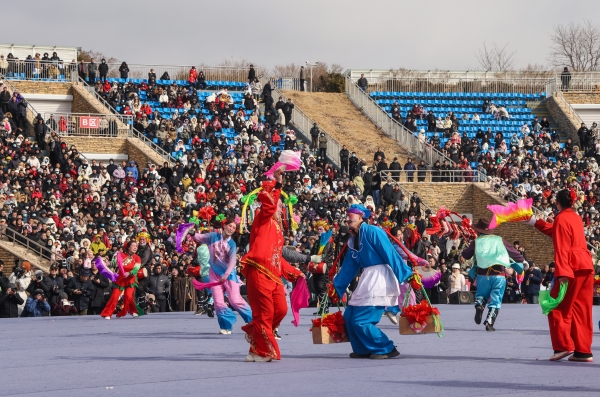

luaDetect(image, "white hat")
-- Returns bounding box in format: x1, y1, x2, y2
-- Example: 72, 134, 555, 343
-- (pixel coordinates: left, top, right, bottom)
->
452, 263, 460, 269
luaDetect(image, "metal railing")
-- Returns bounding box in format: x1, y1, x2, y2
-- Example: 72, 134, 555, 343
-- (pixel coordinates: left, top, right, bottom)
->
0, 72, 47, 120
1, 59, 76, 82
553, 89, 584, 125
128, 128, 176, 165
380, 169, 488, 183
75, 76, 175, 164
40, 112, 132, 137
345, 77, 454, 166
356, 77, 552, 96
346, 69, 600, 93
73, 62, 251, 83
0, 227, 52, 262
260, 77, 343, 166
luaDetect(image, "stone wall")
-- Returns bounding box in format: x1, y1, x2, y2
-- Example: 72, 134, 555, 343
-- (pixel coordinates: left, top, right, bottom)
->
60, 137, 160, 167
563, 92, 600, 104
471, 184, 554, 265
400, 182, 555, 264
0, 247, 18, 277
546, 96, 580, 143
9, 81, 71, 95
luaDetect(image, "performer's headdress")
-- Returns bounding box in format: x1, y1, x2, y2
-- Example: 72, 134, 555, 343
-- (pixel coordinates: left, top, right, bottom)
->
347, 204, 371, 220
471, 218, 491, 235
314, 219, 329, 231
380, 218, 395, 230
135, 232, 151, 242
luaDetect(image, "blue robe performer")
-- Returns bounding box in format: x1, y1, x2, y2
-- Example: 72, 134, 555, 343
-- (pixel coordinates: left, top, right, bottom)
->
334, 204, 412, 359
460, 219, 524, 331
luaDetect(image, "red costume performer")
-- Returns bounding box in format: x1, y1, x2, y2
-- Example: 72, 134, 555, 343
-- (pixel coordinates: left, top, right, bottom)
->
100, 242, 143, 319
241, 177, 303, 362
529, 189, 594, 362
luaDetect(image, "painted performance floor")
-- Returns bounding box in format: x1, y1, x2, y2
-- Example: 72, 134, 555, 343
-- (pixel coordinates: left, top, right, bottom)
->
1, 304, 600, 397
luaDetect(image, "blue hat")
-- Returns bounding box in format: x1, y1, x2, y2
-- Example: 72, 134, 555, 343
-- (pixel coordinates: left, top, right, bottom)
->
347, 204, 370, 219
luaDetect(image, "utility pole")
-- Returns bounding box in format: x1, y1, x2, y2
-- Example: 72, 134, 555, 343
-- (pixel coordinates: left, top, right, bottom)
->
306, 62, 318, 92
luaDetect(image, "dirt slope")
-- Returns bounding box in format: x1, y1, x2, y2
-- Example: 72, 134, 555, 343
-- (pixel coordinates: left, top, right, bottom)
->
282, 91, 411, 164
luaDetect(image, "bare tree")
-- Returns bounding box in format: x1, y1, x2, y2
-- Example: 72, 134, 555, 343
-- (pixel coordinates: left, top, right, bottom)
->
548, 20, 600, 71
476, 42, 516, 71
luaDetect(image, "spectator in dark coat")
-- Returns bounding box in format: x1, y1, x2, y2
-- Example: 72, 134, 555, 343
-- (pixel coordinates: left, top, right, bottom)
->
0, 283, 24, 318
522, 264, 543, 304
98, 59, 109, 83
404, 158, 416, 182
65, 268, 94, 315
47, 265, 64, 307
88, 265, 109, 315
147, 264, 171, 312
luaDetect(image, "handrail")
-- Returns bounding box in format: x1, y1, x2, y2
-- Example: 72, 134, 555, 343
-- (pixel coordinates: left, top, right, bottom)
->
554, 89, 584, 125
0, 227, 52, 261
380, 169, 488, 184
345, 77, 454, 166
76, 76, 175, 164
128, 128, 176, 165
260, 77, 343, 167
0, 72, 46, 120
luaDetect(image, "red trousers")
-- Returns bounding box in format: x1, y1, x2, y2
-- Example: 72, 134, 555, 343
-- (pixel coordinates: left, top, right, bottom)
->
548, 270, 594, 354
100, 286, 138, 318
242, 265, 287, 360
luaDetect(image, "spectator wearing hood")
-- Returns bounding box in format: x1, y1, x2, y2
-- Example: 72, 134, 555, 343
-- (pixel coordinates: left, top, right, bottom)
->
0, 282, 24, 318
22, 288, 50, 317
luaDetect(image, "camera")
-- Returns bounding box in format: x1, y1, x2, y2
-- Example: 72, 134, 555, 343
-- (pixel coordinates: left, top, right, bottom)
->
13, 267, 24, 279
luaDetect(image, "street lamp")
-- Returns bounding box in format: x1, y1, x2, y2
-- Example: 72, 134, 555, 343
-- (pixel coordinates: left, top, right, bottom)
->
306, 62, 318, 92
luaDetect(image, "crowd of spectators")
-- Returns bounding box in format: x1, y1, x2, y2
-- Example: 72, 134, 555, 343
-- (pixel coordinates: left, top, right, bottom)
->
1, 67, 600, 318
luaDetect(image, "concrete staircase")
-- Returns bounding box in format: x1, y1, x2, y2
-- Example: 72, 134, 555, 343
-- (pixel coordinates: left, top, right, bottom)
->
527, 100, 568, 141
0, 237, 51, 273
281, 91, 413, 165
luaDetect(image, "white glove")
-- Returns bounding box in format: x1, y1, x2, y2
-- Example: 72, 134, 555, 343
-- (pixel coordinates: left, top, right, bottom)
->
310, 255, 322, 263
525, 216, 537, 226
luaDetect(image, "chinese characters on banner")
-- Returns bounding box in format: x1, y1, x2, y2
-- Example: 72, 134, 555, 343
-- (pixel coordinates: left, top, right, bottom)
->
79, 116, 100, 128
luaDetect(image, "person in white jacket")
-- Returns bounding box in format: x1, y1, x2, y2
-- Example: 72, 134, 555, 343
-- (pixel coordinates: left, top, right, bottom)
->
8, 262, 32, 316
449, 263, 466, 294
183, 187, 196, 207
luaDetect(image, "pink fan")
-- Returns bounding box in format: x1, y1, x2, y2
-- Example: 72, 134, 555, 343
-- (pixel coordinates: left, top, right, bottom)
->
264, 150, 302, 179
487, 198, 533, 229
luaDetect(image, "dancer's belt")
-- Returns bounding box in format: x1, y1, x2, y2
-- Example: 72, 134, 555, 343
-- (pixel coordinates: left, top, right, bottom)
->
477, 265, 505, 276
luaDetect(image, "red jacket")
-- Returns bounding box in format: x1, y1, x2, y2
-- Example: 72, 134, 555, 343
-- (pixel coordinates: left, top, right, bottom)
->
115, 253, 142, 288
241, 181, 301, 284
535, 208, 593, 278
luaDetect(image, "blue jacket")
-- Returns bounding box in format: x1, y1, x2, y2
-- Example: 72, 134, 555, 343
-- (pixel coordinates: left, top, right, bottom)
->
125, 165, 139, 180
23, 297, 51, 317
334, 223, 412, 297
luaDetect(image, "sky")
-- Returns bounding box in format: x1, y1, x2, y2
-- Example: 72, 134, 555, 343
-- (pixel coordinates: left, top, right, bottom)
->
2, 0, 599, 72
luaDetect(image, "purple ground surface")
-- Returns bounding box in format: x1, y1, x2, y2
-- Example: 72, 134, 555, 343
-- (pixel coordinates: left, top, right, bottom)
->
1, 304, 599, 397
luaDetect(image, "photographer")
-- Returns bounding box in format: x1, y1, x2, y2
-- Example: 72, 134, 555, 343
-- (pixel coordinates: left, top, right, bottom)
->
22, 289, 50, 317
8, 262, 32, 317
65, 268, 94, 315
88, 263, 110, 315
0, 282, 24, 318
51, 292, 78, 316
26, 270, 54, 315
47, 265, 65, 307
147, 263, 171, 312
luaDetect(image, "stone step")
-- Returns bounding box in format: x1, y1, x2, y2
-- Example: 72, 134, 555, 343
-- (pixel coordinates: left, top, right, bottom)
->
0, 238, 51, 273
